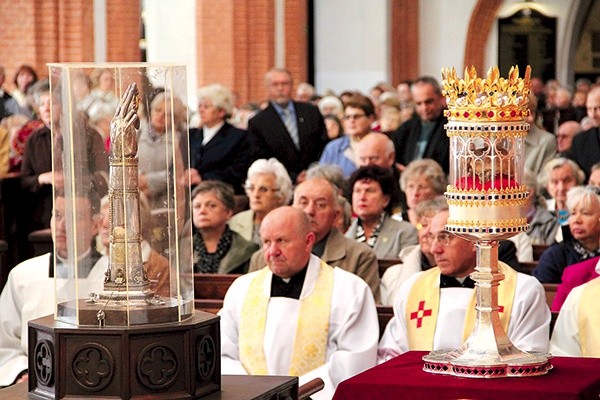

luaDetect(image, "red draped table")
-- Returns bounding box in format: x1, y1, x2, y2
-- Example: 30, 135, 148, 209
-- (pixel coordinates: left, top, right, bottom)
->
333, 351, 600, 400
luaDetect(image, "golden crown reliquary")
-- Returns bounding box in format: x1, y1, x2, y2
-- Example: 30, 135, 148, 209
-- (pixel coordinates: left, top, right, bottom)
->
422, 65, 552, 378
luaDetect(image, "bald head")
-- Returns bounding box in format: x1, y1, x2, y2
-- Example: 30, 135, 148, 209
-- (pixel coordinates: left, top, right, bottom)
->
557, 121, 582, 153
357, 132, 395, 168
260, 206, 315, 278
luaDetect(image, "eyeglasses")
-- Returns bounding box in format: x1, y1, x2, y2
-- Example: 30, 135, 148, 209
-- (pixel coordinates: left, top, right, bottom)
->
245, 185, 279, 194
342, 113, 367, 121
426, 231, 453, 247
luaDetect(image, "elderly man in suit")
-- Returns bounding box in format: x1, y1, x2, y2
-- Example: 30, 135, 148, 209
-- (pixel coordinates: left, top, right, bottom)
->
248, 68, 327, 182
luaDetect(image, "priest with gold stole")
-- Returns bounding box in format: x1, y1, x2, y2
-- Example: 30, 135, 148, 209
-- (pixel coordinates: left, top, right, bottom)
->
550, 267, 600, 357
378, 209, 550, 363
219, 206, 378, 399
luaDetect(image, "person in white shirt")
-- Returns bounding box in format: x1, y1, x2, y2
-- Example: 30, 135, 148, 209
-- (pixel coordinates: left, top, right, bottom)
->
0, 191, 107, 387
378, 209, 550, 363
219, 206, 378, 399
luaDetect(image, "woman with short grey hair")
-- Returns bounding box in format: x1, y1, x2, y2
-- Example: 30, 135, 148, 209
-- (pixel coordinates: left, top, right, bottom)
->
228, 158, 292, 245
533, 186, 600, 283
537, 157, 585, 214
399, 159, 447, 226
187, 83, 252, 194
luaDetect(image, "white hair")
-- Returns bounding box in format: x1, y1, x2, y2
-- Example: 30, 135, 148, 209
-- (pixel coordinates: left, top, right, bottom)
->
197, 83, 234, 117
246, 158, 293, 205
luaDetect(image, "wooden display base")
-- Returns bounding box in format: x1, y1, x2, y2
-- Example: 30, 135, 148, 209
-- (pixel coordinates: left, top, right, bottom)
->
27, 311, 220, 399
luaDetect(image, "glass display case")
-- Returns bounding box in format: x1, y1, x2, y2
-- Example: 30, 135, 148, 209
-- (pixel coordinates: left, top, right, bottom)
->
47, 63, 193, 326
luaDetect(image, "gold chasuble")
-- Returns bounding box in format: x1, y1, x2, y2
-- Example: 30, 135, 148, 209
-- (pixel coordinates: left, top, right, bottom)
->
579, 277, 600, 356
406, 262, 517, 350
239, 261, 334, 376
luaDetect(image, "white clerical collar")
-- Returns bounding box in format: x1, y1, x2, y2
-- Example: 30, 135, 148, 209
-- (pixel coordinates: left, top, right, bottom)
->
202, 121, 225, 145
595, 257, 600, 275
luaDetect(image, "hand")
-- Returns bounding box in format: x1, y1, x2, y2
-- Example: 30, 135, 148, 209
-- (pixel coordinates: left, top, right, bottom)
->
185, 168, 202, 186
15, 372, 28, 384
38, 171, 53, 185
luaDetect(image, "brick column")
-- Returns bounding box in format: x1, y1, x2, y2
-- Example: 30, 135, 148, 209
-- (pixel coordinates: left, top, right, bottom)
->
106, 0, 141, 62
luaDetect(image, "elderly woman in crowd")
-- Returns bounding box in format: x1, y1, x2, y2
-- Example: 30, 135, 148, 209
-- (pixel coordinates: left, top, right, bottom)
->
399, 159, 446, 226
524, 171, 560, 245
137, 91, 187, 210
533, 186, 600, 283
346, 165, 418, 259
380, 196, 447, 305
191, 181, 258, 274
228, 158, 293, 245
186, 84, 252, 194
538, 157, 585, 218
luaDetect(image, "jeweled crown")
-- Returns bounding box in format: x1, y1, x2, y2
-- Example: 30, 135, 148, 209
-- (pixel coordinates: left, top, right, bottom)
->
441, 65, 531, 122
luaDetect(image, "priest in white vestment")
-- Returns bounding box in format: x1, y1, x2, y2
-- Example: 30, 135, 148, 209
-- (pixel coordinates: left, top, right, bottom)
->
0, 193, 107, 387
219, 206, 378, 399
378, 210, 550, 363
550, 260, 600, 357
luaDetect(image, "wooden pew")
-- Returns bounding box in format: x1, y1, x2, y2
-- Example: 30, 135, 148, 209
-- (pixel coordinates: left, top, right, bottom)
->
532, 244, 550, 261
378, 259, 401, 278
28, 228, 52, 257
542, 283, 558, 309
195, 298, 223, 314
517, 261, 538, 275
194, 273, 241, 299
377, 305, 394, 339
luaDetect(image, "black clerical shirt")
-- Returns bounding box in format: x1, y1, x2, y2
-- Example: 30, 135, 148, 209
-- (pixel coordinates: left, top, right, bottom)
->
270, 266, 308, 299
440, 274, 476, 289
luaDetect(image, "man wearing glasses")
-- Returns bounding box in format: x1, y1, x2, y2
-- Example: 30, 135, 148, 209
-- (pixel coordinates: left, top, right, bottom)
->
377, 209, 550, 362
319, 94, 377, 178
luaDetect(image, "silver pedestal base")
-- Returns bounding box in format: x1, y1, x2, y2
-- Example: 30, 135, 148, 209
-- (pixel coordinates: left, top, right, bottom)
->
423, 348, 552, 378
422, 240, 552, 378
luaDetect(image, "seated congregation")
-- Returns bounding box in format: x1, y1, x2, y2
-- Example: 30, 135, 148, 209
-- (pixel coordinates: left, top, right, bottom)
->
2, 67, 600, 397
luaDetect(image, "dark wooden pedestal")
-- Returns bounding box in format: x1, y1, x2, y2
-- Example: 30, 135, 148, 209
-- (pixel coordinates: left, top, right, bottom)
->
27, 311, 220, 399
1, 375, 298, 400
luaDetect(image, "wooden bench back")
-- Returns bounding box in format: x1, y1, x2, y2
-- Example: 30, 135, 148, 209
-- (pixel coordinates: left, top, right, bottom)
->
378, 259, 401, 277
194, 273, 241, 299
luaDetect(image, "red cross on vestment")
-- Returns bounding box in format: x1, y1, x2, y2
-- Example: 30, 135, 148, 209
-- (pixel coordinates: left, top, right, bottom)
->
410, 300, 432, 328
498, 305, 504, 313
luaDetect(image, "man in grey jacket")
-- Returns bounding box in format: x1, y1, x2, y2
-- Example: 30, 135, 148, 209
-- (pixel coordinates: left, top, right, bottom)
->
248, 177, 380, 301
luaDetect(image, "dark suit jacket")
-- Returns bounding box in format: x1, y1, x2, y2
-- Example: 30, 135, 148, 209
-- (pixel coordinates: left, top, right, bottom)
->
20, 125, 108, 233
247, 101, 327, 181
565, 127, 600, 180
188, 122, 251, 194
391, 113, 450, 174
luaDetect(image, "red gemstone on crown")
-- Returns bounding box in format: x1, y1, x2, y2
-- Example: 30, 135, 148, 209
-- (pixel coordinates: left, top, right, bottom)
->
487, 111, 494, 117
510, 110, 517, 117
476, 111, 482, 117
463, 111, 469, 118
